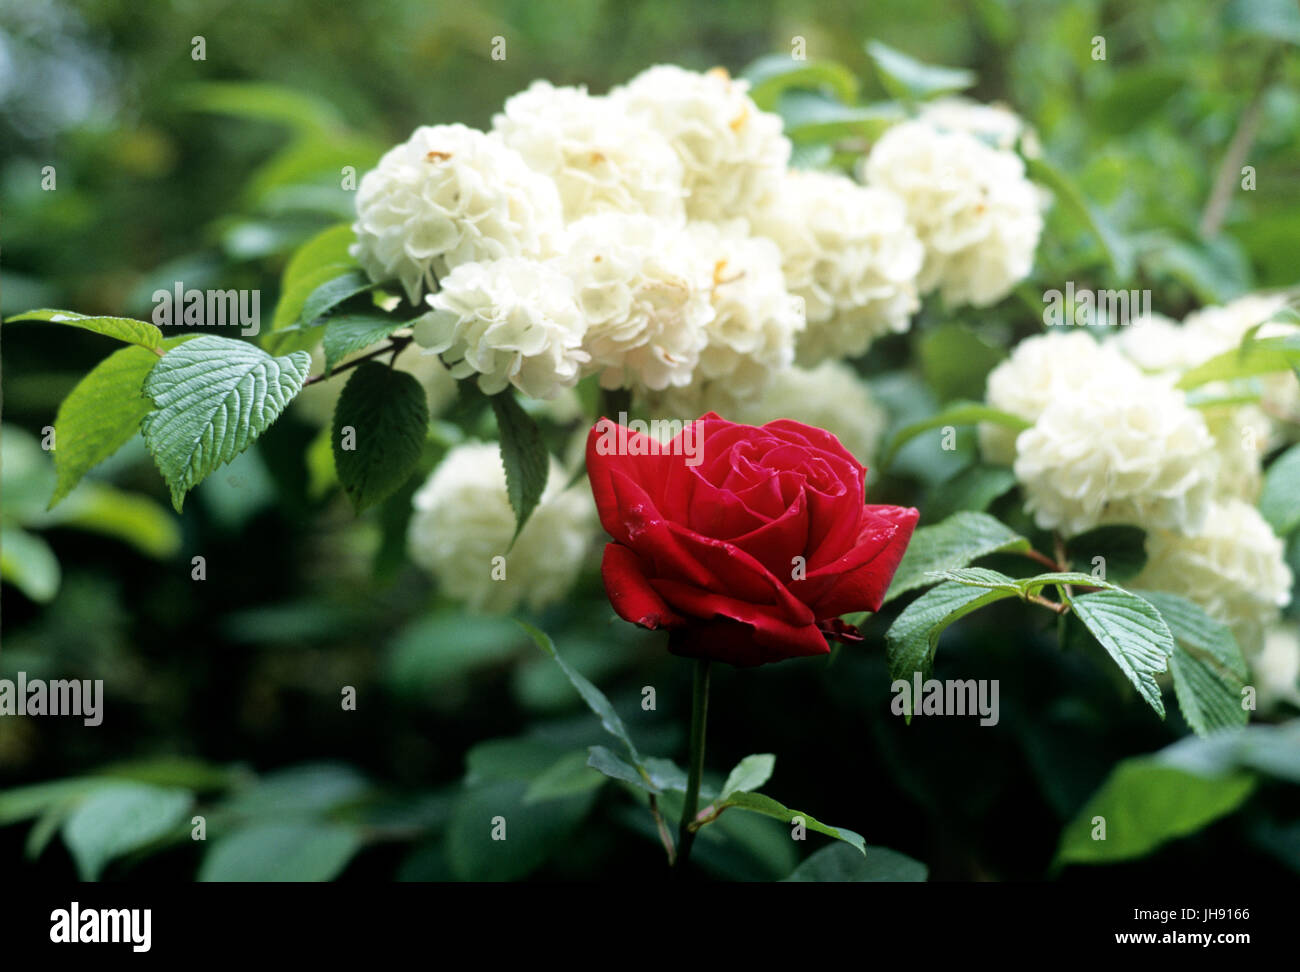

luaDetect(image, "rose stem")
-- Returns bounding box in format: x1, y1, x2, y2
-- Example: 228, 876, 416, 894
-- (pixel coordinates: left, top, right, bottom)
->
675, 658, 711, 870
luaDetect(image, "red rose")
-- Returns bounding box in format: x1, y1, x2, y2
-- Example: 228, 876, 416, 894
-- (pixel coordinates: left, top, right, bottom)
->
586, 412, 919, 667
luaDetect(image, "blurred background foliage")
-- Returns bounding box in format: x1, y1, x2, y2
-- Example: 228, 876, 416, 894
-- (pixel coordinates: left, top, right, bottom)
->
2, 0, 1298, 881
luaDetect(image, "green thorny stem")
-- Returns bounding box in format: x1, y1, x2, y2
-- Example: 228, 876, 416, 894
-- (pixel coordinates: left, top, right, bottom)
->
675, 658, 711, 871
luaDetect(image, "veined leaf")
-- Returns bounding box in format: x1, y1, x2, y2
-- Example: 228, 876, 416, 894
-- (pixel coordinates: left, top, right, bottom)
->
322, 313, 407, 373
141, 335, 312, 510
6, 309, 162, 351
491, 391, 550, 542
331, 363, 428, 513
719, 754, 776, 801
48, 345, 159, 507
885, 511, 1030, 602
1066, 588, 1174, 718
710, 791, 865, 855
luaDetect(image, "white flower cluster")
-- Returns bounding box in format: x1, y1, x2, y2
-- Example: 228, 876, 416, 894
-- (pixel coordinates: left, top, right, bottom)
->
1012, 360, 1218, 536
862, 119, 1044, 308
406, 443, 595, 613
352, 67, 1045, 412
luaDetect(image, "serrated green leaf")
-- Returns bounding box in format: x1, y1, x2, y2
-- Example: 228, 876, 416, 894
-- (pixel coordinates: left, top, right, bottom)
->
331, 362, 428, 512
47, 346, 159, 507
6, 309, 162, 350
881, 403, 1031, 470
924, 565, 1023, 594
141, 335, 312, 510
1066, 588, 1174, 718
865, 41, 975, 101
587, 745, 653, 791
322, 313, 407, 373
713, 791, 865, 855
1135, 590, 1248, 736
491, 391, 549, 542
1260, 443, 1300, 537
720, 754, 776, 801
885, 581, 1019, 701
885, 511, 1030, 602
62, 783, 193, 880
783, 842, 928, 882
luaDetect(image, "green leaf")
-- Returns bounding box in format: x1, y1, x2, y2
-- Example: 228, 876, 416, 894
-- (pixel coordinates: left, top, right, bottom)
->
1065, 525, 1147, 584
1055, 760, 1255, 867
885, 580, 1020, 693
1260, 443, 1300, 537
1136, 590, 1248, 736
446, 779, 597, 881
918, 322, 1004, 403
881, 402, 1030, 470
199, 822, 362, 881
302, 269, 375, 325
0, 778, 111, 826
35, 482, 181, 559
523, 751, 606, 803
743, 55, 859, 111
264, 223, 360, 352
384, 615, 523, 696
1177, 334, 1300, 389
1066, 588, 1175, 718
141, 335, 312, 510
925, 565, 1025, 595
783, 842, 928, 882
925, 465, 1017, 522
47, 345, 159, 507
331, 362, 428, 513
885, 511, 1030, 602
713, 791, 865, 855
178, 81, 344, 134
62, 783, 193, 880
776, 90, 902, 143
221, 762, 370, 819
518, 623, 642, 765
5, 308, 163, 351
322, 313, 407, 373
491, 390, 550, 542
587, 745, 652, 791
720, 754, 776, 801
865, 41, 975, 101
0, 526, 61, 602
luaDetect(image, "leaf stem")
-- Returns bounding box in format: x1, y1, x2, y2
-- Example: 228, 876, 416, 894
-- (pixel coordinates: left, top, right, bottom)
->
1022, 547, 1060, 571
302, 335, 412, 386
675, 658, 711, 870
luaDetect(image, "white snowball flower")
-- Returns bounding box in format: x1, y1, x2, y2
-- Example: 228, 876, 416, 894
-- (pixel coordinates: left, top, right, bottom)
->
919, 97, 1037, 155
1251, 624, 1300, 711
1014, 368, 1219, 536
351, 124, 564, 304
1203, 404, 1271, 501
656, 221, 805, 410
727, 361, 888, 468
978, 331, 1134, 465
1112, 314, 1219, 375
1133, 498, 1294, 653
613, 64, 790, 221
412, 258, 589, 400
862, 119, 1043, 308
562, 212, 714, 393
492, 81, 685, 222
407, 442, 594, 614
751, 170, 922, 365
